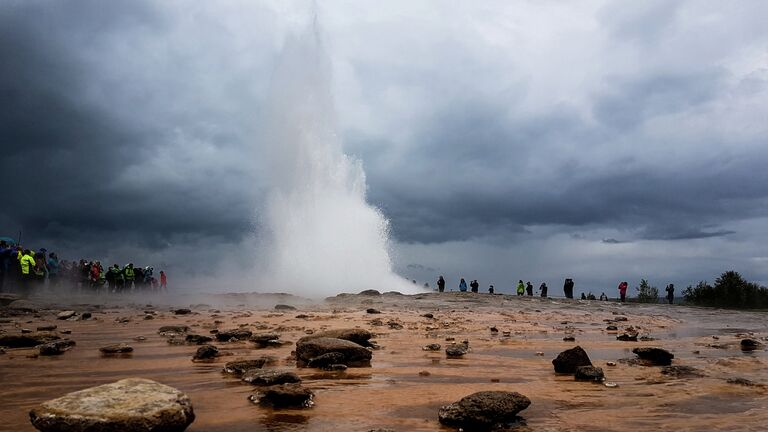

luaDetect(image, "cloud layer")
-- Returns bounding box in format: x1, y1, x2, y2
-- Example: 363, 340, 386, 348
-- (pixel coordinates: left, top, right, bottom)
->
2, 0, 768, 294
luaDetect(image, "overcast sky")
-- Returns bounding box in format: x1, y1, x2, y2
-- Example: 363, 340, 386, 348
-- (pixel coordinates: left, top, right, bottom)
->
2, 0, 768, 295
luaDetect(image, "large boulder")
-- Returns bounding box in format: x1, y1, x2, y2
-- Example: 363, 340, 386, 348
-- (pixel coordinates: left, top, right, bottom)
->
438, 391, 531, 429
0, 333, 61, 348
552, 346, 592, 373
29, 378, 195, 432
632, 347, 674, 365
297, 328, 374, 347
296, 337, 372, 367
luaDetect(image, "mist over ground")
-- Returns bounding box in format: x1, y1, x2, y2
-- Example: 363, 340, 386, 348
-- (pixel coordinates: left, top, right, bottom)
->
2, 1, 768, 296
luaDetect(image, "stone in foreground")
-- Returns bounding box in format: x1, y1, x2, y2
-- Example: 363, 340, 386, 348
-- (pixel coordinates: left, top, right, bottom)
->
242, 369, 301, 386
575, 365, 604, 381
552, 346, 592, 373
29, 378, 195, 432
223, 357, 276, 376
296, 337, 372, 367
438, 391, 531, 429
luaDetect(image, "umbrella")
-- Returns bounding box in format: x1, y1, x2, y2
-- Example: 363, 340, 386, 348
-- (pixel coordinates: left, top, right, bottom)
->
0, 236, 17, 245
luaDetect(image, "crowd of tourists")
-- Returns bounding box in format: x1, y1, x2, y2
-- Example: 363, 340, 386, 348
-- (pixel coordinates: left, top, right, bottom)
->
435, 275, 676, 304
0, 240, 167, 297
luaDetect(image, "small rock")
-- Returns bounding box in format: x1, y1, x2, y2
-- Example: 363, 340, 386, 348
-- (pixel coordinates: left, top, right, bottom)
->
563, 336, 576, 342
661, 365, 704, 378
133, 336, 146, 342
387, 321, 403, 330
242, 370, 301, 386
490, 326, 499, 333
37, 325, 57, 331
28, 378, 194, 432
274, 304, 297, 311
366, 308, 381, 314
575, 366, 604, 382
57, 311, 77, 320
552, 346, 593, 374
158, 325, 189, 335
39, 340, 76, 356
21, 328, 32, 334
632, 347, 674, 366
193, 345, 219, 361
249, 383, 314, 408
173, 308, 192, 315
617, 332, 638, 341
606, 325, 618, 331
80, 312, 92, 320
250, 333, 281, 347
419, 370, 431, 376
223, 357, 276, 375
215, 329, 253, 342
421, 313, 434, 319
185, 334, 213, 345
99, 344, 133, 354
740, 338, 763, 351
422, 343, 442, 351
604, 382, 618, 388
446, 343, 468, 358
606, 361, 616, 366
296, 337, 372, 367
438, 391, 531, 429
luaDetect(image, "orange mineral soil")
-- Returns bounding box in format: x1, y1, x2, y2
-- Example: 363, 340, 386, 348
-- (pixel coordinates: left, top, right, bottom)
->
1, 291, 767, 431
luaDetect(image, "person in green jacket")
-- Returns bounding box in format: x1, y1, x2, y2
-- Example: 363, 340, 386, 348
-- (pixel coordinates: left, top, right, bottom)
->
123, 263, 135, 291
19, 250, 36, 297
110, 264, 124, 293
516, 280, 525, 296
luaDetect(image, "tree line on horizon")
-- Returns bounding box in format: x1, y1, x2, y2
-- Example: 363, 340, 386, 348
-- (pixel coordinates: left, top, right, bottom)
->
630, 270, 768, 309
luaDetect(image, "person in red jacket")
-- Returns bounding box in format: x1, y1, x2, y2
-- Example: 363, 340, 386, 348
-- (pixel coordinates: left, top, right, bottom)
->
618, 281, 629, 302
159, 270, 167, 291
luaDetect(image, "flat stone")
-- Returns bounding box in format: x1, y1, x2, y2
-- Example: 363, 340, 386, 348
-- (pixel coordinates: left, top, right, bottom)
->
215, 329, 252, 342
248, 383, 314, 408
8, 299, 38, 312
661, 365, 704, 378
250, 333, 280, 347
366, 308, 381, 314
29, 378, 194, 432
274, 304, 297, 311
297, 328, 374, 347
57, 311, 77, 320
223, 357, 276, 375
446, 344, 468, 358
158, 325, 190, 334
39, 340, 76, 356
296, 337, 372, 367
173, 308, 191, 315
438, 391, 531, 429
422, 343, 442, 351
100, 344, 133, 354
241, 369, 301, 386
37, 325, 58, 331
185, 334, 213, 345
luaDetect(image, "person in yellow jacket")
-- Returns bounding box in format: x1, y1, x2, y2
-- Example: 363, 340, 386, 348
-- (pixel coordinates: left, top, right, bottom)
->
19, 249, 36, 297
516, 280, 525, 296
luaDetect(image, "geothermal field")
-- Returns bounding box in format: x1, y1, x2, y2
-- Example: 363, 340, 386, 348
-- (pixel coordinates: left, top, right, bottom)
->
1, 291, 766, 431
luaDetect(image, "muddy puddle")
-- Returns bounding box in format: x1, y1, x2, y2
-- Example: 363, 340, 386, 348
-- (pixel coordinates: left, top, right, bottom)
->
1, 292, 767, 431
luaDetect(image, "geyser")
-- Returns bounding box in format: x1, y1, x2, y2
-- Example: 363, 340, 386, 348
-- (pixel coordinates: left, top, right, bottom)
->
258, 17, 411, 296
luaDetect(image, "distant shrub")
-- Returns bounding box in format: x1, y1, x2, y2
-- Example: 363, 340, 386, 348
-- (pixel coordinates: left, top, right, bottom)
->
683, 271, 768, 309
635, 279, 659, 303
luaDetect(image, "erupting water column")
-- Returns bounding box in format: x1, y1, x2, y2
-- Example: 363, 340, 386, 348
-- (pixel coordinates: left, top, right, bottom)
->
259, 17, 410, 296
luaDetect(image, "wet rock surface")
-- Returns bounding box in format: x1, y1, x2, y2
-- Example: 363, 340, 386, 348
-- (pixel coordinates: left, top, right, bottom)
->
215, 329, 253, 342
249, 383, 314, 408
28, 378, 194, 432
192, 345, 219, 361
661, 365, 704, 378
0, 333, 61, 348
575, 365, 604, 381
241, 369, 301, 386
298, 328, 374, 347
552, 346, 593, 373
222, 357, 276, 375
632, 347, 674, 365
438, 391, 531, 429
99, 344, 134, 354
296, 337, 372, 367
39, 339, 76, 356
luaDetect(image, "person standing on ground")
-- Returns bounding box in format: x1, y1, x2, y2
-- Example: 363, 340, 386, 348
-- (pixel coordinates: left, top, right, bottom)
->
19, 249, 36, 297
47, 253, 59, 288
539, 282, 548, 297
459, 278, 468, 292
665, 284, 674, 305
124, 263, 135, 291
160, 270, 167, 291
488, 284, 494, 294
516, 280, 525, 296
563, 278, 574, 299
526, 281, 533, 296
599, 292, 608, 301
470, 279, 479, 293
437, 276, 445, 292
618, 281, 628, 302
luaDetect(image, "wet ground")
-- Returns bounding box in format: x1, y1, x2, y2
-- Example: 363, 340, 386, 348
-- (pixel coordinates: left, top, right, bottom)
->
1, 291, 767, 431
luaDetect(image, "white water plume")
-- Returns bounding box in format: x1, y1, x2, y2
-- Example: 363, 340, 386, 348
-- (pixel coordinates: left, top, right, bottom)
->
256, 16, 412, 296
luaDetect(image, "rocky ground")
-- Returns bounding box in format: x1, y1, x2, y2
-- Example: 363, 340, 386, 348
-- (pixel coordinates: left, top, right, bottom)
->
1, 290, 767, 431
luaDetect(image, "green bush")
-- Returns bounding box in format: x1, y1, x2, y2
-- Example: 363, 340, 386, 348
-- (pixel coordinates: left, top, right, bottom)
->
635, 279, 659, 303
683, 271, 768, 309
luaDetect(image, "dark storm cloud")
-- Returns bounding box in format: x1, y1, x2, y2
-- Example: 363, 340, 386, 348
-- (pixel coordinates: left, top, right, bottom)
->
0, 1, 261, 264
